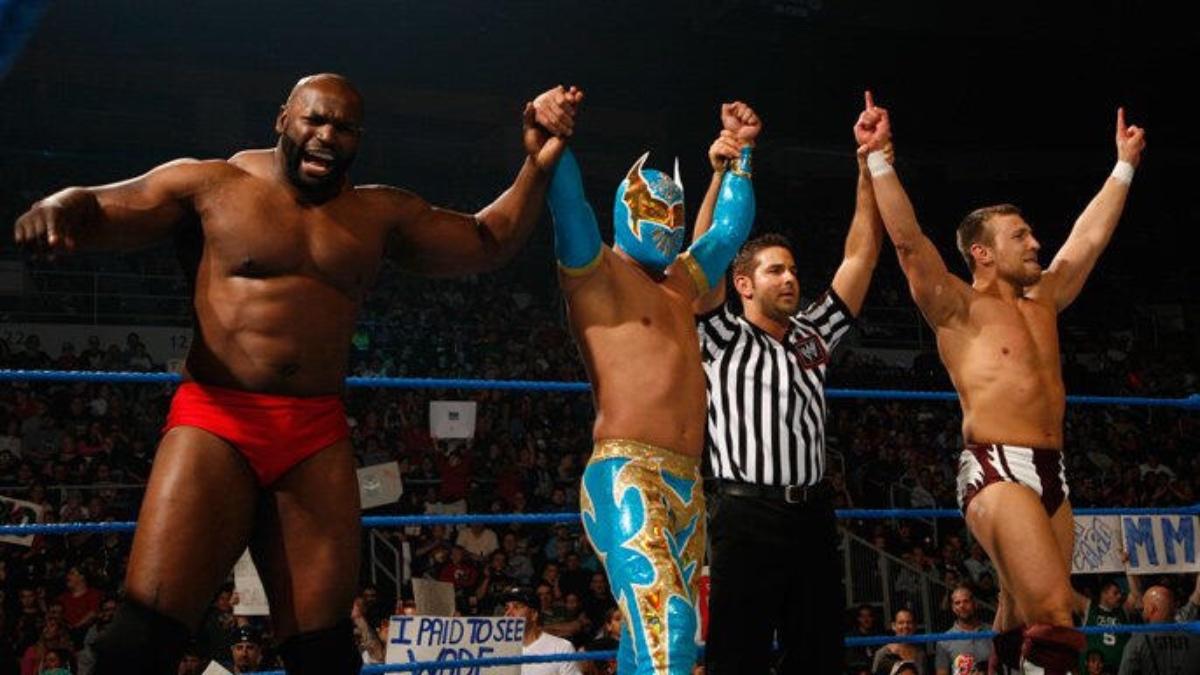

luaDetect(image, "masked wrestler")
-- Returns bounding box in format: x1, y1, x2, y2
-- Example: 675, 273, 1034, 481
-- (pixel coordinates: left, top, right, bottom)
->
536, 97, 760, 675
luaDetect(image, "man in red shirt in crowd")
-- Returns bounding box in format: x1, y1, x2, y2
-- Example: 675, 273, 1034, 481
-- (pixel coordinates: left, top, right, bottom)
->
57, 566, 104, 641
435, 445, 474, 505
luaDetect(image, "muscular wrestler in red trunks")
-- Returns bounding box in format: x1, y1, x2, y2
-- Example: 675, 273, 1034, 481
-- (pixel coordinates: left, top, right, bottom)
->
857, 93, 1146, 674
13, 75, 578, 674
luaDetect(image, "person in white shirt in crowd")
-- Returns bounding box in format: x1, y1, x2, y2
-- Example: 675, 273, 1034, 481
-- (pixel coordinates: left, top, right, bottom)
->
457, 522, 500, 561
1136, 453, 1175, 480
503, 586, 582, 675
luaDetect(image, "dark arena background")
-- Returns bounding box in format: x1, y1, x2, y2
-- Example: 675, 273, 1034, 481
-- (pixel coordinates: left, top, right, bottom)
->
0, 2, 1197, 674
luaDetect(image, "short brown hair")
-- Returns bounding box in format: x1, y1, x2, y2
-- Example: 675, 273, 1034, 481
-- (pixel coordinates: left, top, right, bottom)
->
956, 204, 1021, 272
731, 233, 794, 279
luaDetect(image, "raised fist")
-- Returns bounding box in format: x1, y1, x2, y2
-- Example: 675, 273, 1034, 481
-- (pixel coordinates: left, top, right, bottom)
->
720, 101, 762, 145
853, 90, 891, 155
13, 189, 92, 257
523, 85, 584, 171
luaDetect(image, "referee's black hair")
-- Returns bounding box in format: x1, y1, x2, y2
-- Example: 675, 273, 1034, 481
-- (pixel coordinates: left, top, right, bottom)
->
731, 232, 795, 279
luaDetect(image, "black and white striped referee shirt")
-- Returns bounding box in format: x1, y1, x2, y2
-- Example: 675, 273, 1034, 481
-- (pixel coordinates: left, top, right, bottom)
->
697, 289, 854, 486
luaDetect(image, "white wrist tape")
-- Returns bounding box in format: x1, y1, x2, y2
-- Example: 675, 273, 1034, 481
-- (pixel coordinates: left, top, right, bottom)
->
867, 150, 893, 177
1111, 160, 1134, 185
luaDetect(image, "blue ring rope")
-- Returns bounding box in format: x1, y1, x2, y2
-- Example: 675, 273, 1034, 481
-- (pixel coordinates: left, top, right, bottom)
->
240, 621, 1200, 673
4, 367, 1197, 671
843, 621, 1200, 648
1, 370, 1197, 408
4, 505, 1197, 536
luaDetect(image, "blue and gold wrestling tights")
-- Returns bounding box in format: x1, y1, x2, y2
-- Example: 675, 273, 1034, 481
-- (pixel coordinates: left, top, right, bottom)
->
581, 439, 705, 675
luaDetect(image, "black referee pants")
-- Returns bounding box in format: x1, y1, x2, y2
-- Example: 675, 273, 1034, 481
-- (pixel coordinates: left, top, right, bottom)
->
705, 488, 844, 674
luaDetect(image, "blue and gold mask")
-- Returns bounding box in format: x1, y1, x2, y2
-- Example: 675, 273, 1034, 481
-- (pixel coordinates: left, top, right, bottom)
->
612, 153, 685, 273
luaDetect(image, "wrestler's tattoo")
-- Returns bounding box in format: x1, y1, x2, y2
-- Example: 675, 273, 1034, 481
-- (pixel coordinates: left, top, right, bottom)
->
278, 363, 300, 378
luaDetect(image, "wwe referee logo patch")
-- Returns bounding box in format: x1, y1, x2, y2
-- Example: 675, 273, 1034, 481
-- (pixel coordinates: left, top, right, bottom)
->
793, 335, 827, 368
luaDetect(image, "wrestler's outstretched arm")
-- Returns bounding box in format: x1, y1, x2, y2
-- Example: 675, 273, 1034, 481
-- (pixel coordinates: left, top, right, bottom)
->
545, 146, 603, 276
691, 128, 745, 313
830, 93, 892, 317
13, 159, 221, 254
1033, 107, 1146, 312
859, 92, 970, 327
687, 101, 760, 309
386, 85, 582, 277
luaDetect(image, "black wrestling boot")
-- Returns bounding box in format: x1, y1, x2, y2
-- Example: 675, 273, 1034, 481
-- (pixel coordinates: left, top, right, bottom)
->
278, 619, 363, 675
92, 600, 192, 675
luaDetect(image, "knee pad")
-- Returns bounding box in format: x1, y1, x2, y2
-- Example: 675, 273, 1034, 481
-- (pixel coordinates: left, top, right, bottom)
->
1021, 624, 1084, 675
278, 619, 362, 675
92, 600, 192, 675
989, 625, 1024, 674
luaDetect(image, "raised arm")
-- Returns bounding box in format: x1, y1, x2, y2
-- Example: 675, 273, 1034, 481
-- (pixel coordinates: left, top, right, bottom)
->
830, 99, 892, 316
1071, 588, 1091, 618
386, 86, 580, 277
859, 92, 969, 327
350, 598, 385, 663
690, 129, 742, 313
1180, 573, 1200, 621
546, 146, 603, 278
13, 158, 216, 254
1035, 108, 1146, 312
686, 102, 760, 310
1123, 550, 1144, 614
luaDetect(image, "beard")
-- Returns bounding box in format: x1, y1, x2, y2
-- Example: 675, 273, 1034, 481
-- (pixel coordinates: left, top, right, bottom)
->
279, 133, 351, 192
1001, 262, 1042, 288
761, 294, 799, 323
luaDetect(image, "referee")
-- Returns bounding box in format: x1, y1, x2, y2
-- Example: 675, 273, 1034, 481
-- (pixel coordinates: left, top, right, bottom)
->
693, 101, 890, 673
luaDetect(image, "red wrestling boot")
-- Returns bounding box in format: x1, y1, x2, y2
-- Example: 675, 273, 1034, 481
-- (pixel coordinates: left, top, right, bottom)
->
1020, 624, 1085, 674
989, 625, 1024, 674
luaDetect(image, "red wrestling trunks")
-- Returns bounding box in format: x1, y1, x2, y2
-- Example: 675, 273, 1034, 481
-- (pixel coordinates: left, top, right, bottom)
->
956, 443, 1069, 516
164, 382, 349, 486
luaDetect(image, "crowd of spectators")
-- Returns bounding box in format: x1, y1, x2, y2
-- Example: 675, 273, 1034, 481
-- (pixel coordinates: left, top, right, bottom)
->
2, 272, 1195, 672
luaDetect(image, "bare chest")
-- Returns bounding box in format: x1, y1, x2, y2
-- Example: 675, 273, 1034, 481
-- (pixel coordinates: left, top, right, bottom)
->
194, 181, 389, 297
572, 279, 698, 371
952, 298, 1060, 372
614, 273, 697, 342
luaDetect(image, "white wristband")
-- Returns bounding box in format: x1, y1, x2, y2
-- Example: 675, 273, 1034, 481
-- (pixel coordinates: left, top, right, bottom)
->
1111, 160, 1134, 185
867, 150, 893, 177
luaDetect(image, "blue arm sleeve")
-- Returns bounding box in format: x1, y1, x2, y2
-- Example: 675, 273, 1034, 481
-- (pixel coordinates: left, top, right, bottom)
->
548, 147, 603, 274
683, 146, 756, 293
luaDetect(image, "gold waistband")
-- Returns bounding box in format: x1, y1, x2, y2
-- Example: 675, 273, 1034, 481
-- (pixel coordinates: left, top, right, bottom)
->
590, 438, 699, 476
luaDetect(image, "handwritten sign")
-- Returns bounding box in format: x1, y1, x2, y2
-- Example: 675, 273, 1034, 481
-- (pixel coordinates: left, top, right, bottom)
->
430, 401, 477, 439
1072, 515, 1199, 575
1072, 515, 1125, 574
358, 461, 403, 510
0, 495, 45, 547
232, 549, 271, 616
412, 578, 456, 617
201, 661, 233, 675
1123, 515, 1199, 574
386, 615, 524, 674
